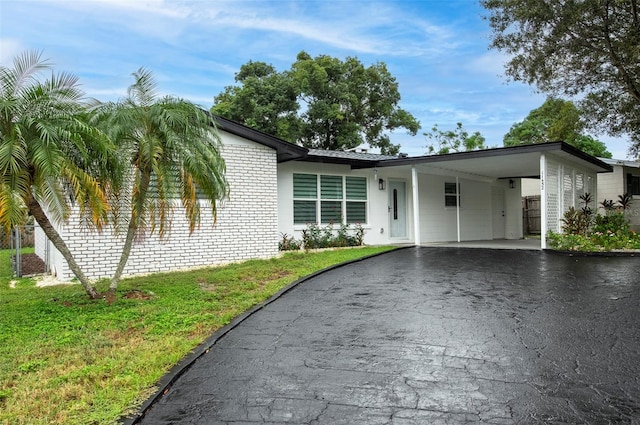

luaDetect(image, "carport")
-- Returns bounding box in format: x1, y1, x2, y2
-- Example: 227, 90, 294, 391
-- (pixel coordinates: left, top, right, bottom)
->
367, 142, 612, 248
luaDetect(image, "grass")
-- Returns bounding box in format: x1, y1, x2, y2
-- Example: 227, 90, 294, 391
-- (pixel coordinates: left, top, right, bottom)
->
0, 246, 395, 425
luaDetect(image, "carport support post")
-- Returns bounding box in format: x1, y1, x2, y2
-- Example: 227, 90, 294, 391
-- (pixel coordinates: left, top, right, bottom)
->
540, 154, 547, 249
412, 166, 421, 245
456, 176, 461, 243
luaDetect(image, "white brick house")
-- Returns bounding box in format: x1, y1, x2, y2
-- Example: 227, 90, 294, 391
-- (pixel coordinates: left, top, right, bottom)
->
36, 117, 306, 280
37, 117, 613, 280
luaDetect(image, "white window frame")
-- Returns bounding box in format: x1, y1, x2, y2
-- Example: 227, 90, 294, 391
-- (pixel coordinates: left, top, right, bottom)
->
293, 174, 368, 225
444, 181, 460, 208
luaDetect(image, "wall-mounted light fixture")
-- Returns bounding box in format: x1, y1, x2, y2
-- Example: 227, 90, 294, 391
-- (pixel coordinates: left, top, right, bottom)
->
378, 178, 386, 190
509, 179, 515, 189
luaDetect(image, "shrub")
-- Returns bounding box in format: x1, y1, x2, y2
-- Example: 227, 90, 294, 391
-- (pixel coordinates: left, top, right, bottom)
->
300, 222, 366, 250
617, 193, 633, 211
547, 231, 597, 251
593, 212, 630, 235
547, 194, 640, 252
278, 233, 301, 251
561, 207, 592, 236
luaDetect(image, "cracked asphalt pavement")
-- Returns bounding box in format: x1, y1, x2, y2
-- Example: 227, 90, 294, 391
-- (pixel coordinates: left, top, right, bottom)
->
136, 247, 640, 424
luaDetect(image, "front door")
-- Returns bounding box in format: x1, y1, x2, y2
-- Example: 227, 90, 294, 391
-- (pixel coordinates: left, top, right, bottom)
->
492, 186, 505, 239
389, 181, 407, 238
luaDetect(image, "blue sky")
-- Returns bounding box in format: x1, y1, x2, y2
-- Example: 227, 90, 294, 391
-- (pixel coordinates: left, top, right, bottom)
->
0, 0, 630, 158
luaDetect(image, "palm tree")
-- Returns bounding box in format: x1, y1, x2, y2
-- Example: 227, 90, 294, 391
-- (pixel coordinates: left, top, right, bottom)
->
92, 68, 228, 295
0, 51, 111, 299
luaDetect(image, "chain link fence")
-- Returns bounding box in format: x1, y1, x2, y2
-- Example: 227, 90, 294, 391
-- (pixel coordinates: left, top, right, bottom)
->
1, 224, 49, 277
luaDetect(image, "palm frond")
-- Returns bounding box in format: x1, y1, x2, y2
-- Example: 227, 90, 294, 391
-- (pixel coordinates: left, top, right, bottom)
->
128, 67, 158, 107
6, 51, 50, 98
0, 131, 28, 177
98, 68, 229, 242
32, 176, 68, 226
0, 183, 27, 231
60, 160, 110, 231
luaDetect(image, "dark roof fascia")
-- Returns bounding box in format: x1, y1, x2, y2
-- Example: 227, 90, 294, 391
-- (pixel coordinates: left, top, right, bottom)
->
296, 154, 381, 168
558, 142, 613, 172
359, 141, 612, 172
211, 115, 308, 163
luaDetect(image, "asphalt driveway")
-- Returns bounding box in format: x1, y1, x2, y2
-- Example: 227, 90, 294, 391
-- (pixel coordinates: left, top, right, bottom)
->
134, 247, 640, 424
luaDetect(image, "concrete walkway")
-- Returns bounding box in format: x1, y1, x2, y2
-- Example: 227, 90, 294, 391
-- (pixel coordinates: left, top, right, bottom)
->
423, 238, 541, 250
135, 247, 640, 424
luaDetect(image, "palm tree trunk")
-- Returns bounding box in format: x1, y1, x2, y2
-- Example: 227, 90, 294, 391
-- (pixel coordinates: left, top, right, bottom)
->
108, 171, 151, 293
28, 195, 101, 299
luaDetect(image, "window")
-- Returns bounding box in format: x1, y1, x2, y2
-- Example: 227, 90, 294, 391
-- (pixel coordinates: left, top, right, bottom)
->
293, 173, 317, 224
445, 182, 460, 207
321, 175, 342, 223
293, 174, 367, 224
346, 177, 367, 223
627, 174, 640, 196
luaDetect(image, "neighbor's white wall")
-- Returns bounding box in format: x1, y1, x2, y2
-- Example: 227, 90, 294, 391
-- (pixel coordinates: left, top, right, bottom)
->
521, 178, 540, 197
51, 132, 279, 281
597, 165, 624, 204
597, 165, 640, 231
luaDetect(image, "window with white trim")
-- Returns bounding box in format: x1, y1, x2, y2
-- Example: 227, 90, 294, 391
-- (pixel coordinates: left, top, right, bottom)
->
444, 182, 460, 207
293, 174, 367, 224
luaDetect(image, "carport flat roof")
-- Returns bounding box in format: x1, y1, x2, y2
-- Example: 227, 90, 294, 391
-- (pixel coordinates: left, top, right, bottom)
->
349, 142, 613, 180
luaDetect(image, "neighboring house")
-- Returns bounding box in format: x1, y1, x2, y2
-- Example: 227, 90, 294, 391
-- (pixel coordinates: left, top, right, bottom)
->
597, 158, 640, 232
36, 118, 612, 281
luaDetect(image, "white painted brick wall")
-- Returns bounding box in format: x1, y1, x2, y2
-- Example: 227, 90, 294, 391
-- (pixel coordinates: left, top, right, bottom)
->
597, 165, 640, 230
52, 137, 279, 281
597, 166, 623, 203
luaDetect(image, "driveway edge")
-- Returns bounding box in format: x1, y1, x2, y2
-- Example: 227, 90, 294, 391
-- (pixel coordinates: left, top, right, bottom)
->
120, 245, 410, 425
545, 248, 638, 257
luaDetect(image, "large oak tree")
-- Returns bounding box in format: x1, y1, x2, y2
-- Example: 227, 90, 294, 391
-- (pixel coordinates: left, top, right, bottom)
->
212, 52, 420, 155
425, 122, 487, 155
504, 97, 612, 158
482, 0, 640, 155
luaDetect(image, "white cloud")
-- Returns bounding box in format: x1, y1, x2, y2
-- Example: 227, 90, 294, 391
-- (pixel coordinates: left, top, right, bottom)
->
37, 0, 191, 19
0, 38, 26, 65
186, 1, 458, 57
467, 51, 511, 78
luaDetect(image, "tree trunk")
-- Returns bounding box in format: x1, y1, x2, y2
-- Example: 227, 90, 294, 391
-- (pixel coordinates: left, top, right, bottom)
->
28, 195, 102, 299
108, 171, 151, 293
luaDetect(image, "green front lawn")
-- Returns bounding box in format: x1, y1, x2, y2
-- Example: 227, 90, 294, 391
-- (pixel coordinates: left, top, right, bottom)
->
0, 246, 394, 424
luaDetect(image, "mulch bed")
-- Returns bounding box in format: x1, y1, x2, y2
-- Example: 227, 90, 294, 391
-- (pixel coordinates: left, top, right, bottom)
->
20, 253, 47, 276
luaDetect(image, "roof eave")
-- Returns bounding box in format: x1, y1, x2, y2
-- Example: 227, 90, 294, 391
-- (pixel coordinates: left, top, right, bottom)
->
211, 115, 308, 163
364, 141, 612, 172
558, 142, 613, 172
296, 154, 380, 168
